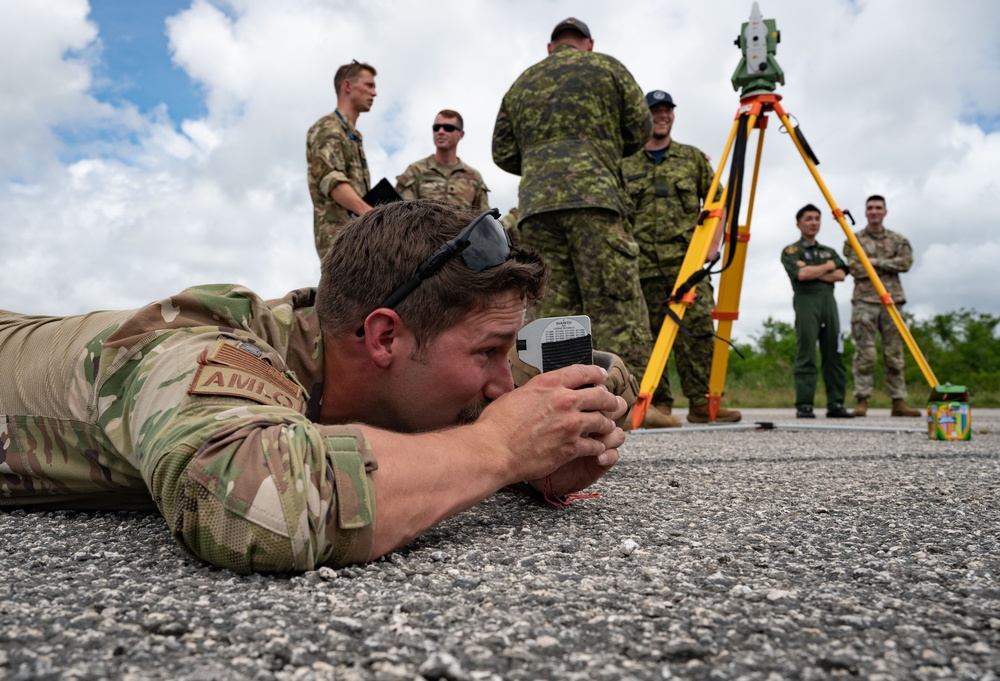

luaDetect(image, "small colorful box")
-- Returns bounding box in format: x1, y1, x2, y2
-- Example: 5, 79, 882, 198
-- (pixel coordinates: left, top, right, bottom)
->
927, 384, 971, 441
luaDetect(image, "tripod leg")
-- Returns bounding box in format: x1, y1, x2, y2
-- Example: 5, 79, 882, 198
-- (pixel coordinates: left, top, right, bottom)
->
631, 116, 741, 429
773, 101, 939, 391
707, 118, 765, 419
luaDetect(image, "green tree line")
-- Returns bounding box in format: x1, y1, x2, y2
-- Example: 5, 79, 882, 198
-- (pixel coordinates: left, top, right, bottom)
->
695, 309, 1000, 408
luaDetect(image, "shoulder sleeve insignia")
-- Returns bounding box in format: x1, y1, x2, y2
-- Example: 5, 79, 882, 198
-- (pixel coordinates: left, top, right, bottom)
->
783, 244, 799, 255
188, 338, 306, 412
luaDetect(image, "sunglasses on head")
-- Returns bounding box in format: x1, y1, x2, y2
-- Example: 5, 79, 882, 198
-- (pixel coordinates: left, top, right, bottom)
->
355, 209, 513, 336
432, 123, 462, 132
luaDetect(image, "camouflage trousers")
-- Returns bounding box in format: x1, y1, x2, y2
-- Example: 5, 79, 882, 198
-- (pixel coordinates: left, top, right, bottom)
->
638, 270, 715, 407
519, 208, 652, 378
851, 300, 907, 400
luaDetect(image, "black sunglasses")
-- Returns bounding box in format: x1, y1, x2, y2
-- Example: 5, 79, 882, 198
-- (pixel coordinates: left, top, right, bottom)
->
355, 209, 513, 337
432, 123, 462, 132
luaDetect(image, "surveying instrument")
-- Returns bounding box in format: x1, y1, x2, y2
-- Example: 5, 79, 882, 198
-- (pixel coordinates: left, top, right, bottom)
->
631, 2, 943, 429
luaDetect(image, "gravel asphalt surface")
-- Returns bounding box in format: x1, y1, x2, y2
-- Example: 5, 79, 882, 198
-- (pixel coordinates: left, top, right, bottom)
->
2, 407, 998, 681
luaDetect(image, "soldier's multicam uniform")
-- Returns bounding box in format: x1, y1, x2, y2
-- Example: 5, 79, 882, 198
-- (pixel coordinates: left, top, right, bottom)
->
623, 142, 720, 407
307, 109, 370, 259
843, 227, 914, 400
0, 286, 376, 574
395, 156, 490, 212
492, 43, 653, 375
781, 239, 849, 410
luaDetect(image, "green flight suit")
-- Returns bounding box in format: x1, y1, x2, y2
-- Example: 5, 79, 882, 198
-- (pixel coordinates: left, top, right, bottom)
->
781, 239, 849, 409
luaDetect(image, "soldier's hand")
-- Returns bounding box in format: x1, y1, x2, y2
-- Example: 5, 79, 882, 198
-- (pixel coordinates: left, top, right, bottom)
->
593, 350, 639, 429
475, 364, 624, 485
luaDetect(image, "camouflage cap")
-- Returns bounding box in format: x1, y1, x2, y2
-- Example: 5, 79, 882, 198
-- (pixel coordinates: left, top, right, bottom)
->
645, 90, 676, 108
551, 17, 591, 40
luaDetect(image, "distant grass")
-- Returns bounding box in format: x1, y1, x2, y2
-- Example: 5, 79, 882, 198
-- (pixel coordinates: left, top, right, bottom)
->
650, 311, 1000, 409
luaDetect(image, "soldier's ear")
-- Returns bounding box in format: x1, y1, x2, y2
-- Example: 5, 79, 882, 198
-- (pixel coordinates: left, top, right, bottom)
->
361, 310, 408, 368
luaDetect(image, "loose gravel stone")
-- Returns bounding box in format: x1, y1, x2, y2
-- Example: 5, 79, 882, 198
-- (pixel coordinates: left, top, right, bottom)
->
2, 408, 998, 679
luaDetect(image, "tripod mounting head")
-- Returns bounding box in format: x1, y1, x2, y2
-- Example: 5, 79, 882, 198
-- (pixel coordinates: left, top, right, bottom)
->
731, 2, 785, 97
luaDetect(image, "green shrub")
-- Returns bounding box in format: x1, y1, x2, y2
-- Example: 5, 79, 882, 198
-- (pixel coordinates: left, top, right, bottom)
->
661, 309, 1000, 408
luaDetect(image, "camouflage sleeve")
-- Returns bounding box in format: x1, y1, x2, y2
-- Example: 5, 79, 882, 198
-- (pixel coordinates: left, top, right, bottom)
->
844, 236, 868, 279
878, 233, 913, 273
474, 176, 490, 213
395, 164, 419, 201
617, 62, 652, 158
491, 97, 522, 176
115, 332, 377, 573
696, 150, 722, 203
310, 120, 352, 198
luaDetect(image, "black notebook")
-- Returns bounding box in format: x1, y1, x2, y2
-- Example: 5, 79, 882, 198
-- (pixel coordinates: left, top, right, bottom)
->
362, 177, 403, 207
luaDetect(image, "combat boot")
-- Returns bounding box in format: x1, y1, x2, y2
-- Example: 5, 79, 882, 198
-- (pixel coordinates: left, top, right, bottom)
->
891, 398, 922, 417
853, 398, 868, 417
687, 403, 742, 424
642, 405, 682, 429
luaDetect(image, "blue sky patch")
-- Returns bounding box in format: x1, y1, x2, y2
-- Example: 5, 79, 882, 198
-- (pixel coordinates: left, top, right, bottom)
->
87, 0, 205, 123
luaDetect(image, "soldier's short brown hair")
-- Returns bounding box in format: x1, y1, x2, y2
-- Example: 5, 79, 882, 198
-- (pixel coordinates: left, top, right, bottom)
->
866, 194, 886, 208
316, 201, 546, 347
334, 61, 377, 96
436, 109, 464, 129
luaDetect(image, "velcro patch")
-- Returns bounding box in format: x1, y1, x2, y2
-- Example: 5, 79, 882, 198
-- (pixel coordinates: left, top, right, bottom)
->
188, 339, 305, 412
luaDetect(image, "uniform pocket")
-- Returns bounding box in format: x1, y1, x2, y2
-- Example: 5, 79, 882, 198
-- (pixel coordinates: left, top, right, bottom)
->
601, 229, 642, 301
676, 177, 700, 215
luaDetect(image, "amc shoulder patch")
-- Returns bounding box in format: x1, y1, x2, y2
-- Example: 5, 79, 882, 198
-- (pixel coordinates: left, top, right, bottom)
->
783, 244, 799, 255
188, 338, 305, 412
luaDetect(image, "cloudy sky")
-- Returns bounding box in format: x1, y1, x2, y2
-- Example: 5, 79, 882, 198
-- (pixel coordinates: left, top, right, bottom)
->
2, 0, 998, 347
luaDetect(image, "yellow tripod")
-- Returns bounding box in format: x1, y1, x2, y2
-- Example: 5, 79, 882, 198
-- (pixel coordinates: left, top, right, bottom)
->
632, 92, 940, 428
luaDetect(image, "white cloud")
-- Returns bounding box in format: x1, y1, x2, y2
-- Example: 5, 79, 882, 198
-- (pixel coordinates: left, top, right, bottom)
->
1, 0, 998, 357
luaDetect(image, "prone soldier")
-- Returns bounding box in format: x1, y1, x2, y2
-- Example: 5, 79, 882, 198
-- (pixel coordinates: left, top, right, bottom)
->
0, 201, 634, 574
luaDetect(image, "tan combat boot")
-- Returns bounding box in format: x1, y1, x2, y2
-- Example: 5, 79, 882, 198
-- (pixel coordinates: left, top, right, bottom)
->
891, 398, 922, 417
642, 405, 682, 429
687, 403, 742, 424
853, 398, 868, 417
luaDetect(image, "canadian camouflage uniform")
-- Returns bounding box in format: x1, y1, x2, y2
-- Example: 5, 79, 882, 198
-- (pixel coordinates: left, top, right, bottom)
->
492, 43, 653, 375
781, 239, 849, 409
0, 286, 377, 574
307, 109, 370, 259
843, 227, 914, 400
623, 142, 720, 406
395, 156, 490, 212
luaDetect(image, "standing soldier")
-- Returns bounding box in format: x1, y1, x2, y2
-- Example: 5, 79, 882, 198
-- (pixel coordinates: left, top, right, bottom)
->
307, 61, 377, 259
395, 110, 490, 212
623, 90, 741, 426
781, 204, 854, 419
844, 195, 921, 417
492, 18, 656, 425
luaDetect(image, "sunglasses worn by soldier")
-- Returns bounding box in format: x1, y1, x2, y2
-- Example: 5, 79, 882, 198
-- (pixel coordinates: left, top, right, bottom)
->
432, 123, 462, 132
355, 209, 513, 337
